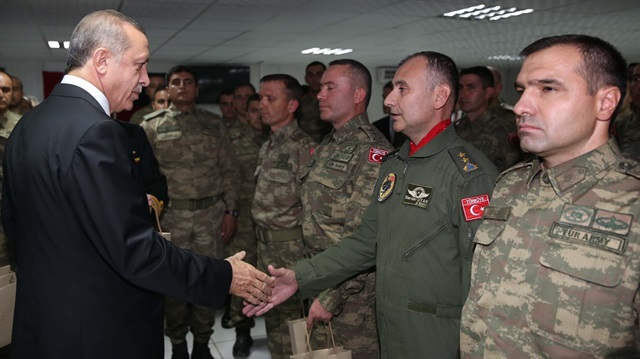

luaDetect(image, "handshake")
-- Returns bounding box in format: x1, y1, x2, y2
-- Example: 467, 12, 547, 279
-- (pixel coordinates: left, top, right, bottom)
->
225, 252, 298, 315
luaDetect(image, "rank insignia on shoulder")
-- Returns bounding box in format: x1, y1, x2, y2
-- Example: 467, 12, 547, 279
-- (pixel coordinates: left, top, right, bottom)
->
369, 147, 389, 164
378, 172, 396, 202
461, 194, 490, 222
449, 147, 480, 174
143, 108, 167, 121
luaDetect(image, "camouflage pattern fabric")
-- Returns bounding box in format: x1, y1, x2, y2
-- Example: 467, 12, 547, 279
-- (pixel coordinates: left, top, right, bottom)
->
301, 114, 391, 358
163, 202, 225, 344
298, 93, 332, 144
141, 105, 238, 344
129, 104, 153, 125
251, 120, 315, 359
455, 103, 524, 171
0, 110, 21, 268
461, 138, 640, 358
222, 118, 262, 329
614, 106, 640, 161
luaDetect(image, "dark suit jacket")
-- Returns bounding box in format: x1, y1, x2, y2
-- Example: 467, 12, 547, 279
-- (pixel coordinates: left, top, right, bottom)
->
118, 120, 168, 205
1, 84, 232, 358
373, 116, 407, 148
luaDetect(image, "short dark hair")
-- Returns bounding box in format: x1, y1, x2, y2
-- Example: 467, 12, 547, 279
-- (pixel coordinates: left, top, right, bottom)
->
260, 74, 302, 103
399, 51, 459, 106
165, 65, 198, 85
306, 61, 326, 74
219, 88, 235, 100
383, 80, 393, 91
234, 83, 256, 95
246, 93, 260, 110
153, 84, 167, 97
328, 59, 373, 107
520, 35, 627, 101
460, 66, 495, 89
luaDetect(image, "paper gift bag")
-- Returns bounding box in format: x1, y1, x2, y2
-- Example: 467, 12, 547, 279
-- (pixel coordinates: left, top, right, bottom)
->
288, 317, 308, 354
150, 199, 171, 241
0, 266, 17, 347
290, 322, 352, 359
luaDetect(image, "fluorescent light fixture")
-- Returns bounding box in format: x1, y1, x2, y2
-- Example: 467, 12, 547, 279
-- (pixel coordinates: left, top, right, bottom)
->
63, 41, 70, 49
487, 55, 523, 61
48, 41, 60, 49
442, 4, 533, 21
301, 47, 353, 56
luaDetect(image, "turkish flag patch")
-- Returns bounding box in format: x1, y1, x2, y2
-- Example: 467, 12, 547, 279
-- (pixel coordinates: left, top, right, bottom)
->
461, 194, 490, 222
369, 147, 389, 164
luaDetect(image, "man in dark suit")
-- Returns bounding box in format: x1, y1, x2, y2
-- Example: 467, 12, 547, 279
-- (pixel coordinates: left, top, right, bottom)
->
372, 81, 407, 148
1, 10, 272, 359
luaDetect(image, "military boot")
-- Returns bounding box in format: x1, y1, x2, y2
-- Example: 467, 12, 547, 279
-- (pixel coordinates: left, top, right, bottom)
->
191, 342, 214, 359
170, 341, 189, 359
232, 328, 253, 358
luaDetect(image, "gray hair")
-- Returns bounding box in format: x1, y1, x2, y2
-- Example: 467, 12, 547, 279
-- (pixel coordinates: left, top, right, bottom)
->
66, 10, 145, 73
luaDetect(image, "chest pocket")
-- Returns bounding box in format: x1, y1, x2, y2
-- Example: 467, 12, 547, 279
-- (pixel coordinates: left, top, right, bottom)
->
156, 124, 181, 141
467, 220, 506, 301
313, 168, 349, 190
527, 240, 627, 354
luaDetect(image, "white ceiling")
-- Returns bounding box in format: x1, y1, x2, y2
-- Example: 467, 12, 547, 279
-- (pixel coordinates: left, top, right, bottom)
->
1, 0, 639, 71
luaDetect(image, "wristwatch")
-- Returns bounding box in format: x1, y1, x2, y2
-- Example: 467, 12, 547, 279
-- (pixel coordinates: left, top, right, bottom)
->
225, 210, 239, 218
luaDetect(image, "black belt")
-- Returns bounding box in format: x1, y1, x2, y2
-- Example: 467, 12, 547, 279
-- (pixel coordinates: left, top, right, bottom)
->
168, 194, 223, 211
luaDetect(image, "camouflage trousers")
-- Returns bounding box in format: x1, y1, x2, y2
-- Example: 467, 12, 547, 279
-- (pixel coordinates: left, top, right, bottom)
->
224, 201, 257, 329
310, 272, 380, 359
258, 235, 306, 359
163, 202, 224, 344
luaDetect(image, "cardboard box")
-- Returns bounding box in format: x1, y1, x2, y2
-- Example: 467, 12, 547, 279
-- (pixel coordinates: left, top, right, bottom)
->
0, 266, 16, 347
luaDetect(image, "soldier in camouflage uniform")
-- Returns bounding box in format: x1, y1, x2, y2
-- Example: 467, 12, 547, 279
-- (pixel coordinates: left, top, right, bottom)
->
455, 66, 524, 171
301, 59, 391, 359
298, 61, 333, 143
234, 83, 256, 126
614, 63, 640, 160
252, 74, 315, 359
0, 70, 21, 268
219, 88, 264, 357
141, 65, 239, 359
461, 35, 640, 358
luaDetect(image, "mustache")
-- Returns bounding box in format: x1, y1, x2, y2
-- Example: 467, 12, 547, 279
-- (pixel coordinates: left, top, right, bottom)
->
134, 84, 143, 94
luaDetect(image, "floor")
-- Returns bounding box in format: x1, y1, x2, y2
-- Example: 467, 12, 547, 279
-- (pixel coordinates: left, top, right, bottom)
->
163, 313, 272, 359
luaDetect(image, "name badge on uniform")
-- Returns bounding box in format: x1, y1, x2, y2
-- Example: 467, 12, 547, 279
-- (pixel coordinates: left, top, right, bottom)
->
378, 173, 396, 202
402, 184, 432, 209
549, 204, 632, 254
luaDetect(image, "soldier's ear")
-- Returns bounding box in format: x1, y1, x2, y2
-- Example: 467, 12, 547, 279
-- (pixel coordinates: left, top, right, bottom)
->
287, 99, 299, 114
433, 84, 451, 110
354, 87, 366, 105
595, 85, 621, 121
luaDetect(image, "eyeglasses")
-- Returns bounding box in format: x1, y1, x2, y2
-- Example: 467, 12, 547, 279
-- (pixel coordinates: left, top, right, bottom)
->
0, 86, 11, 93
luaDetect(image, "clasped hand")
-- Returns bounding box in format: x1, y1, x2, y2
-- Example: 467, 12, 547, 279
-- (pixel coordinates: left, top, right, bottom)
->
225, 251, 274, 305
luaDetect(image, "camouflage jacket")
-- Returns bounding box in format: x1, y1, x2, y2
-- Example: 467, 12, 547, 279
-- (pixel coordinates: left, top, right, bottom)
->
614, 106, 640, 161
298, 93, 332, 143
129, 104, 154, 125
455, 103, 523, 171
223, 118, 263, 203
140, 106, 238, 211
461, 138, 640, 358
0, 110, 22, 193
251, 120, 315, 230
301, 113, 391, 313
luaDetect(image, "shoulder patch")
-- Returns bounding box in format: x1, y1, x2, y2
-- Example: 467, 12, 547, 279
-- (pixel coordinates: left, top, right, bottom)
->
448, 146, 481, 174
143, 108, 168, 121
292, 129, 314, 145
382, 149, 400, 163
614, 158, 640, 180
